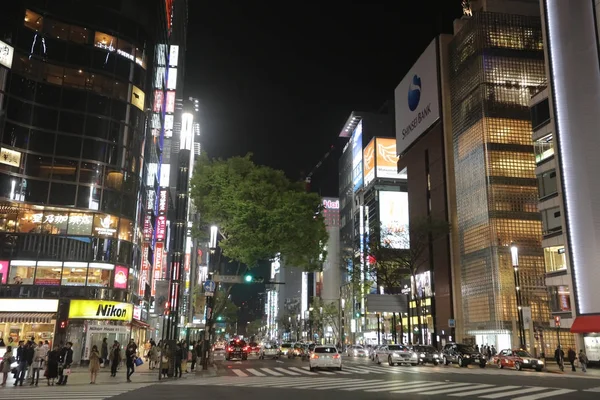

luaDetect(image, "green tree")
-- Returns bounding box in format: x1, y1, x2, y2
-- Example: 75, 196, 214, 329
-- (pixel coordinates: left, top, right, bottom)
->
309, 297, 340, 343
246, 319, 264, 338
190, 153, 328, 271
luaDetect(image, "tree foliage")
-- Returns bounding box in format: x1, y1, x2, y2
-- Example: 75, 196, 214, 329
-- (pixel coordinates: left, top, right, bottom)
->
190, 153, 328, 271
246, 319, 263, 337
309, 297, 340, 343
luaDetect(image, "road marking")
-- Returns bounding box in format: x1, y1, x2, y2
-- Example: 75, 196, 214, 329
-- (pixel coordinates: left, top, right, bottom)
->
289, 367, 318, 375
246, 368, 266, 376
274, 367, 300, 376
480, 387, 548, 398
419, 383, 492, 395
338, 380, 398, 391
261, 368, 284, 376
510, 389, 577, 400
232, 369, 248, 377
343, 365, 380, 374
365, 381, 436, 392
584, 386, 600, 392
389, 381, 458, 394
450, 386, 521, 397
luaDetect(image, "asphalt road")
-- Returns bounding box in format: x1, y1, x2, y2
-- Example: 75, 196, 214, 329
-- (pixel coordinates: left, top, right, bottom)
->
31, 354, 599, 400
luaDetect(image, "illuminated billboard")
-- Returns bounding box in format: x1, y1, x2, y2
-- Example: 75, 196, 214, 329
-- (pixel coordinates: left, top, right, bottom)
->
0, 40, 15, 69
379, 191, 409, 249
375, 138, 405, 179
351, 120, 363, 191
363, 139, 375, 186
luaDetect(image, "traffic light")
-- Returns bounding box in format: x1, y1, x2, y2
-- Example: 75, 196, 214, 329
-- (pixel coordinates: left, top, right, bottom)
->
243, 274, 264, 283
355, 312, 360, 318
217, 316, 223, 321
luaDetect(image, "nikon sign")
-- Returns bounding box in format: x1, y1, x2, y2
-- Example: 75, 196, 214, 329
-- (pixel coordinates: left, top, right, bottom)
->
68, 300, 133, 322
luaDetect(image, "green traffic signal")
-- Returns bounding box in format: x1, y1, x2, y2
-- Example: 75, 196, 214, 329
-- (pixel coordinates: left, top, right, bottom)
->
217, 316, 223, 321
355, 312, 360, 318
244, 275, 253, 283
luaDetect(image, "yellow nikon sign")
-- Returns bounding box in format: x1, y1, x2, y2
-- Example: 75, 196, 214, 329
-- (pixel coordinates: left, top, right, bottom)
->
68, 300, 133, 322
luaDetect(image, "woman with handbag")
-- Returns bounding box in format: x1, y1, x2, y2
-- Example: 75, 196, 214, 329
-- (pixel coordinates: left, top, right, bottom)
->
45, 345, 59, 386
1, 346, 14, 386
125, 343, 136, 382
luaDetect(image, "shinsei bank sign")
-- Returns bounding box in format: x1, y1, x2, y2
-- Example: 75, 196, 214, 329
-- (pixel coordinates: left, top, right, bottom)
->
395, 39, 441, 156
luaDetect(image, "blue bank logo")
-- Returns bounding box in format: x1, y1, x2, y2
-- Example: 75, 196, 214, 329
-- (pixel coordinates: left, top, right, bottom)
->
407, 74, 421, 112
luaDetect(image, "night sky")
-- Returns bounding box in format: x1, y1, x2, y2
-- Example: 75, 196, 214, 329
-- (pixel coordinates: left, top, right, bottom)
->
185, 1, 463, 198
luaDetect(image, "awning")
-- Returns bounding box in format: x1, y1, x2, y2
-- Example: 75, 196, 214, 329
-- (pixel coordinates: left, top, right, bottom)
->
0, 312, 56, 324
129, 319, 150, 328
570, 315, 600, 333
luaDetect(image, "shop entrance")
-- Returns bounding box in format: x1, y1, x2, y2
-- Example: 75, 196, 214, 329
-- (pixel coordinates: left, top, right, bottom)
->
83, 324, 130, 361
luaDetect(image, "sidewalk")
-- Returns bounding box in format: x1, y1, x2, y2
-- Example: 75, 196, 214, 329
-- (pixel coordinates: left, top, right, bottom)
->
544, 360, 600, 378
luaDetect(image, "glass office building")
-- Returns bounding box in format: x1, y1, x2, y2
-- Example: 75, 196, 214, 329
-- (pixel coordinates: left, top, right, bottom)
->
449, 11, 550, 351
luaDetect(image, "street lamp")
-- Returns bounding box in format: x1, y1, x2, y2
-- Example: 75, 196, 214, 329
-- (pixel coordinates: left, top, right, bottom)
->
201, 225, 220, 370
511, 243, 526, 349
209, 225, 218, 252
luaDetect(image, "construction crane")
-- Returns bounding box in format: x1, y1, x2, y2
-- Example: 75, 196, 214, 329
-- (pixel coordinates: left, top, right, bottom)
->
305, 145, 335, 192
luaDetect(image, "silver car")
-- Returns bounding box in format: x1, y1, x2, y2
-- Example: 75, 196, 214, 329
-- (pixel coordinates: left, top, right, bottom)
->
346, 345, 367, 357
375, 344, 418, 366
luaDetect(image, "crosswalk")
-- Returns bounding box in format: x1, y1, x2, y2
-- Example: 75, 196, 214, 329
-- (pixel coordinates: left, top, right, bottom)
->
222, 363, 542, 377
0, 382, 151, 399
168, 376, 577, 399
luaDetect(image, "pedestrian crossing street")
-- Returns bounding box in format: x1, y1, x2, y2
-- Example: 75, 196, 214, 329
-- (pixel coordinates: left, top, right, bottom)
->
221, 364, 543, 378
0, 382, 151, 399
168, 376, 577, 399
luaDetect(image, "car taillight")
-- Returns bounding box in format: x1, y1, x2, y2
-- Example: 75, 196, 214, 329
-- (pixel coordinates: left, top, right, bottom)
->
310, 353, 319, 359
333, 354, 340, 359
244, 346, 249, 351
227, 347, 233, 352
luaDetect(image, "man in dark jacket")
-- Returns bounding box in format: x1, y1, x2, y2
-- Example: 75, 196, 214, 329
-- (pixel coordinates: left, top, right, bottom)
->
56, 342, 74, 385
14, 341, 34, 386
554, 345, 565, 371
567, 347, 577, 372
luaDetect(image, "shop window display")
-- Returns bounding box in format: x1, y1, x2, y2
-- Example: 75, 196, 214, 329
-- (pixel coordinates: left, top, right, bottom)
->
61, 261, 87, 286
34, 261, 62, 285
9, 260, 35, 284
87, 263, 113, 287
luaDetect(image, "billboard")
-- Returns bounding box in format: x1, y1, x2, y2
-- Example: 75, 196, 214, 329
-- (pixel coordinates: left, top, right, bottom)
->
0, 40, 15, 69
376, 138, 402, 179
363, 139, 375, 186
351, 120, 363, 191
395, 39, 440, 156
379, 191, 409, 249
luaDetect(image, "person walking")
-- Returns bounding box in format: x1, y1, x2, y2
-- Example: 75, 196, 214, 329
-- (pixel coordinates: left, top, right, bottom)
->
191, 341, 199, 371
148, 344, 158, 370
30, 341, 48, 386
45, 345, 59, 386
89, 345, 100, 384
13, 341, 24, 380
101, 338, 109, 368
110, 341, 121, 377
125, 342, 136, 382
56, 342, 73, 386
174, 343, 183, 378
579, 349, 588, 372
567, 347, 577, 372
161, 344, 170, 378
15, 341, 34, 386
554, 345, 565, 372
1, 346, 14, 386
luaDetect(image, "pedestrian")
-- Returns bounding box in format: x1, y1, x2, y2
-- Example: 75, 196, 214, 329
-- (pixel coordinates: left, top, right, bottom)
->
486, 346, 492, 361
1, 346, 14, 386
190, 341, 197, 371
181, 341, 188, 373
31, 341, 48, 386
110, 341, 121, 377
15, 341, 33, 386
491, 345, 496, 356
567, 347, 577, 372
89, 345, 100, 384
45, 345, 59, 386
194, 341, 202, 370
161, 345, 170, 378
101, 338, 109, 367
174, 343, 183, 378
125, 342, 136, 382
0, 338, 4, 347
13, 341, 24, 380
554, 345, 565, 372
56, 342, 73, 386
474, 344, 479, 353
579, 350, 588, 373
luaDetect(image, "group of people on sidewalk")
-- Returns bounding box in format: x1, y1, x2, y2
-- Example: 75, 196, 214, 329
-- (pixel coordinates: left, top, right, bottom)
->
143, 339, 203, 379
554, 345, 589, 372
1, 340, 73, 387
88, 338, 140, 384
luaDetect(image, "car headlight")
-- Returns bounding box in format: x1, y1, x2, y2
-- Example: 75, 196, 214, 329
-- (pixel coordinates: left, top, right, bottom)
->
433, 354, 439, 358
464, 355, 470, 358
420, 353, 426, 357
524, 359, 529, 364
411, 353, 417, 359
538, 360, 544, 365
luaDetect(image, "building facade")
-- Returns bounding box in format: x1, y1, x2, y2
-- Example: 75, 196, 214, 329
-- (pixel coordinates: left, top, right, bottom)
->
449, 7, 549, 351
0, 0, 179, 363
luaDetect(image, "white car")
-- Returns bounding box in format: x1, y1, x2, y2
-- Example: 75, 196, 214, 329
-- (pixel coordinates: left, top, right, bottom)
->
346, 345, 367, 357
309, 346, 342, 371
375, 344, 418, 366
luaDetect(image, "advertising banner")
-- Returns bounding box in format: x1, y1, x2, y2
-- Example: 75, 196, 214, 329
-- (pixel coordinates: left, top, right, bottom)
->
154, 280, 170, 316
152, 242, 164, 296
395, 39, 440, 156
363, 138, 375, 186
375, 138, 403, 179
113, 265, 128, 289
0, 40, 14, 69
156, 215, 167, 241
351, 121, 364, 192
68, 300, 133, 322
139, 244, 149, 297
379, 191, 410, 249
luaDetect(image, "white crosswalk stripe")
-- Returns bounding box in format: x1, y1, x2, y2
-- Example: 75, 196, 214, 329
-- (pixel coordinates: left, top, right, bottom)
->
171, 376, 578, 398
0, 383, 152, 399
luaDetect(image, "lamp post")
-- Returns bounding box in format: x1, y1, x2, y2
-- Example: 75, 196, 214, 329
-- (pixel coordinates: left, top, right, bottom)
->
511, 243, 526, 349
201, 225, 219, 370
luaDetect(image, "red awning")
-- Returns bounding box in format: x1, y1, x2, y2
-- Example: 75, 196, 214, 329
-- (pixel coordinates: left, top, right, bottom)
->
570, 315, 600, 333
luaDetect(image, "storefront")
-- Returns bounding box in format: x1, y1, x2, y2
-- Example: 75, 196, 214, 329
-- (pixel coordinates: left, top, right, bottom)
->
0, 299, 58, 351
66, 299, 133, 365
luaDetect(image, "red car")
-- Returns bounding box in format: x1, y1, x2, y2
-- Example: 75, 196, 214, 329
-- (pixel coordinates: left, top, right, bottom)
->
226, 339, 248, 361
494, 349, 544, 372
247, 342, 261, 356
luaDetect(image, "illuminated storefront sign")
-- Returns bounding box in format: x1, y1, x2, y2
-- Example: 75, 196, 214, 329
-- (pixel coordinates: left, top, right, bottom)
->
156, 215, 167, 241
159, 190, 168, 214
322, 198, 339, 209
93, 214, 118, 237
113, 266, 128, 290
169, 45, 179, 67
143, 214, 152, 241
153, 90, 164, 112
0, 260, 8, 284
167, 68, 177, 90
0, 299, 59, 313
165, 114, 174, 130
133, 305, 142, 320
69, 300, 133, 322
166, 91, 176, 113
0, 39, 15, 69
131, 85, 145, 111
0, 147, 21, 167
152, 242, 164, 296
139, 245, 149, 297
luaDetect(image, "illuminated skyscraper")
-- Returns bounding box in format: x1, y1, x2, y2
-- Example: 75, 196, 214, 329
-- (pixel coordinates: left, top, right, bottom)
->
449, 5, 549, 350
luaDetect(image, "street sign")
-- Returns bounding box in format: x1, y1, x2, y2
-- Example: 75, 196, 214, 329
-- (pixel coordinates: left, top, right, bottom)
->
554, 315, 561, 327
522, 306, 532, 329
213, 274, 244, 284
203, 280, 216, 296
448, 319, 456, 328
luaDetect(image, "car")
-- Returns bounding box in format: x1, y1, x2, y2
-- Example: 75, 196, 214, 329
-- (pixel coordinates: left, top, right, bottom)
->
370, 345, 383, 361
494, 349, 544, 372
259, 342, 280, 359
346, 345, 368, 357
375, 344, 418, 366
309, 346, 342, 371
442, 343, 486, 368
280, 343, 293, 356
212, 342, 227, 360
288, 343, 306, 358
413, 345, 442, 365
247, 342, 261, 357
226, 339, 248, 361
